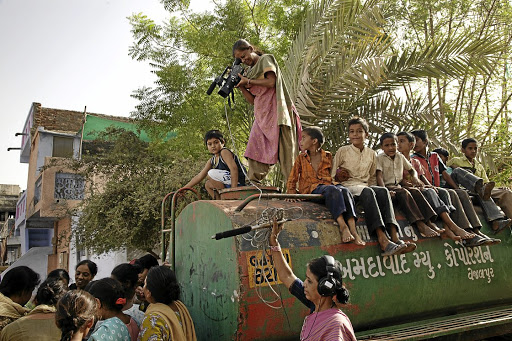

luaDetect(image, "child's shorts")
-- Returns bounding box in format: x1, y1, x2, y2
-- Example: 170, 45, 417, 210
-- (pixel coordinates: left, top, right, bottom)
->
208, 169, 232, 186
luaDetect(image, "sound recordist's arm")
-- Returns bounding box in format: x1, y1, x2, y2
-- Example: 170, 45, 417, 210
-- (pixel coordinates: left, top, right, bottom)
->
269, 219, 297, 289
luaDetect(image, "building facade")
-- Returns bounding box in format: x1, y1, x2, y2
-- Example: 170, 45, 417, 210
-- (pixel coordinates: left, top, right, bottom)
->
0, 185, 21, 266
13, 102, 149, 279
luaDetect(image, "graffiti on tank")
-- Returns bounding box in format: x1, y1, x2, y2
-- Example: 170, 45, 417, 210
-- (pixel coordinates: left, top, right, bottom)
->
246, 249, 292, 288
444, 242, 494, 266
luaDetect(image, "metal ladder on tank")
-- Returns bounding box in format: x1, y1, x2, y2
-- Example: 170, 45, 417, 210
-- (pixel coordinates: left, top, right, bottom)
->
160, 187, 201, 269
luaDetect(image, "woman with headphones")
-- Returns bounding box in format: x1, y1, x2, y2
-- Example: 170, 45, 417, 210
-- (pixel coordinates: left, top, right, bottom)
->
269, 219, 357, 340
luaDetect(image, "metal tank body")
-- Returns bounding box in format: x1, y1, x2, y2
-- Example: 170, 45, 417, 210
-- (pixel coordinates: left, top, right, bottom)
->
173, 197, 512, 340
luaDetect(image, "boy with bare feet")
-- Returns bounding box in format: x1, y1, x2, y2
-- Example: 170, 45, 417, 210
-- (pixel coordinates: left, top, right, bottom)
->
410, 130, 498, 246
331, 117, 410, 256
286, 127, 365, 245
184, 130, 246, 198
397, 131, 463, 240
446, 138, 512, 234
377, 133, 443, 239
397, 132, 468, 242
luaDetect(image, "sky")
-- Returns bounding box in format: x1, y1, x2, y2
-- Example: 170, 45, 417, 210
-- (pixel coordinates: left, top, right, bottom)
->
0, 0, 213, 190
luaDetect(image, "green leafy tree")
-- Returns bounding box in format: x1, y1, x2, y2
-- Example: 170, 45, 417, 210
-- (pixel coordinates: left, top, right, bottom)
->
283, 0, 506, 143
128, 0, 309, 171
129, 0, 511, 185
70, 0, 512, 254
73, 128, 204, 254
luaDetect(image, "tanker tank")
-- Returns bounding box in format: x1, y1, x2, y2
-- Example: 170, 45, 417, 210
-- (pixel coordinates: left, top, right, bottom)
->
170, 189, 512, 340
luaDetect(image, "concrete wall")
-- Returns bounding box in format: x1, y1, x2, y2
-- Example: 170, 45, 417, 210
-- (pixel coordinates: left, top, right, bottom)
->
47, 216, 71, 272
35, 131, 53, 178
0, 185, 20, 214
26, 130, 81, 220
35, 130, 81, 178
17, 103, 136, 279
0, 185, 21, 196
32, 157, 82, 219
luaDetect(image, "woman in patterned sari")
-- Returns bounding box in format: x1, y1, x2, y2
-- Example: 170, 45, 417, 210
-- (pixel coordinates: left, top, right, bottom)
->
233, 39, 301, 183
137, 266, 196, 341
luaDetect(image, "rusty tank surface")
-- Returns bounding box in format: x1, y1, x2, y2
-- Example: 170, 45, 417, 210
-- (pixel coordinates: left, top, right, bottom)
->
168, 188, 512, 340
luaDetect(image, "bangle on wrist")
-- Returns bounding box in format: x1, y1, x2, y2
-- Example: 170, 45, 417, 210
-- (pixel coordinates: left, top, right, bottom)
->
270, 245, 281, 252
247, 79, 250, 85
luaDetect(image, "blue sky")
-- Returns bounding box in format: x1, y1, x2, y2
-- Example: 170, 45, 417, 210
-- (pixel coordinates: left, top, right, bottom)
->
0, 0, 213, 190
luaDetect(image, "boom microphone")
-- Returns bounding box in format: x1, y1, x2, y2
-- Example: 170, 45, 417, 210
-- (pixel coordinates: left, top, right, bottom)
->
212, 219, 290, 240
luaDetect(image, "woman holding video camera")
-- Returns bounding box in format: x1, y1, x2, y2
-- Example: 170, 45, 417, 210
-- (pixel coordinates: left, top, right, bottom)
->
233, 39, 301, 184
268, 219, 357, 340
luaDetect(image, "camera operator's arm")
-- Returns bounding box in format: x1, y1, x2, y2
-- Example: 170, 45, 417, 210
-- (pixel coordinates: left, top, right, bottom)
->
237, 85, 255, 105
238, 72, 276, 89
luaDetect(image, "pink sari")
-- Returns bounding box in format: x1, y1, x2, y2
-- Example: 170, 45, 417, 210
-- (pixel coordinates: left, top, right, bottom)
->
300, 308, 356, 341
244, 54, 301, 173
244, 84, 280, 164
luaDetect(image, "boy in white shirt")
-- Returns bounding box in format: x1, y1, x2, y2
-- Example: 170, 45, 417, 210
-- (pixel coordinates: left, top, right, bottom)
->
331, 117, 411, 256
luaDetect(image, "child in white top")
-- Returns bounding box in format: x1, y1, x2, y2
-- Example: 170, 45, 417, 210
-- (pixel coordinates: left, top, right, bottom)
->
331, 117, 411, 256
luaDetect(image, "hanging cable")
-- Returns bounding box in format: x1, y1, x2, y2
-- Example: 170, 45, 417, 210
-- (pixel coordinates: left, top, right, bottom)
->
224, 101, 263, 202
236, 206, 304, 310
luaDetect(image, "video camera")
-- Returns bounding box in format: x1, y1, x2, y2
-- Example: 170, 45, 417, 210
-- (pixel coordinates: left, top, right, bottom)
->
207, 58, 244, 98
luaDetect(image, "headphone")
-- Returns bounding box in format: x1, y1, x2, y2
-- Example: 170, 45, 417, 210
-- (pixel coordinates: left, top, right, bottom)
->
317, 255, 341, 297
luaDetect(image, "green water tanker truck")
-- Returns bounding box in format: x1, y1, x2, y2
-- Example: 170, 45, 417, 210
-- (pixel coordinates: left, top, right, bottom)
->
162, 187, 512, 340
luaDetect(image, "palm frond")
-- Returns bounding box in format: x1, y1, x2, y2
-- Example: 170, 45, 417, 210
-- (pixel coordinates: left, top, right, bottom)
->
283, 0, 506, 133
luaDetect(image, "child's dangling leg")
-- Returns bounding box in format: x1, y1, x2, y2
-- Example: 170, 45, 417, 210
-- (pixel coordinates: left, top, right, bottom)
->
339, 185, 365, 245
336, 215, 355, 243
347, 216, 365, 245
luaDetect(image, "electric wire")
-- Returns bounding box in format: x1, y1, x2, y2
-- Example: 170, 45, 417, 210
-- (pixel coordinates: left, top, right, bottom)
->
224, 101, 263, 202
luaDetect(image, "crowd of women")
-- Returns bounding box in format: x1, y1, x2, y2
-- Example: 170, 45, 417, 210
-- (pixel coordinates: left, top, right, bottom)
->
0, 251, 353, 341
0, 254, 197, 341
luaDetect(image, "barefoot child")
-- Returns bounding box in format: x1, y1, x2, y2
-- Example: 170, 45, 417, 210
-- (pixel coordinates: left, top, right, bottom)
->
410, 130, 497, 246
331, 117, 408, 256
447, 138, 512, 234
397, 131, 465, 242
286, 127, 364, 245
376, 132, 440, 240
184, 130, 247, 198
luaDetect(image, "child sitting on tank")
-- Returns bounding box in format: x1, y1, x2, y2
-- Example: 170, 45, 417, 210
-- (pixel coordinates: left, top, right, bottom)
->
397, 132, 473, 242
376, 132, 442, 241
184, 130, 247, 199
432, 148, 453, 188
411, 130, 499, 246
446, 138, 511, 234
331, 117, 409, 256
286, 126, 365, 245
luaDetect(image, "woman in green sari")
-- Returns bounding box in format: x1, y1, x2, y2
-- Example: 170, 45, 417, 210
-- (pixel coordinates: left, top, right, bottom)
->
233, 39, 301, 183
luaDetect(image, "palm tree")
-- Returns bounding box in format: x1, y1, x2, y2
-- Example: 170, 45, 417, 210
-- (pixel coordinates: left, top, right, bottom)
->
282, 0, 506, 151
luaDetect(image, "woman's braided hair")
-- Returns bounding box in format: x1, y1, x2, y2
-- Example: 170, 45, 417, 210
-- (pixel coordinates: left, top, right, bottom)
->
35, 278, 68, 306
55, 290, 97, 341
